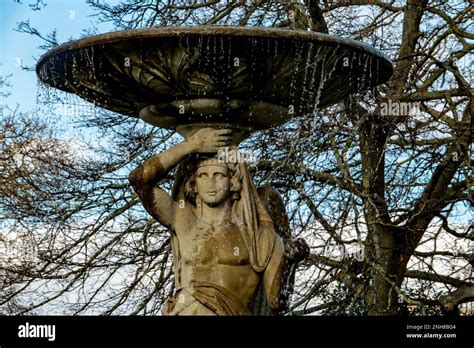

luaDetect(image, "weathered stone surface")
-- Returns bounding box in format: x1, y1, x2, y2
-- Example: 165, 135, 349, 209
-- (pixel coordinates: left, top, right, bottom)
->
128, 128, 309, 315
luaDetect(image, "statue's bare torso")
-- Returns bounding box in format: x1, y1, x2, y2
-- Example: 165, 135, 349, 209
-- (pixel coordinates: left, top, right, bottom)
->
167, 207, 260, 314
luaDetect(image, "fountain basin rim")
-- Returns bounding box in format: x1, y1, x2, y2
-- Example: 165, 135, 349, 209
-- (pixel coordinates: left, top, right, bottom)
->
36, 25, 393, 75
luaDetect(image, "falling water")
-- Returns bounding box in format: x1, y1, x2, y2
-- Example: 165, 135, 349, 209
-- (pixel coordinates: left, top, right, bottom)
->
218, 35, 225, 83
226, 34, 232, 91
36, 77, 50, 106
81, 47, 94, 81
288, 41, 301, 108
35, 28, 392, 136
249, 37, 257, 99
299, 42, 314, 116
307, 45, 321, 109
212, 35, 217, 77
311, 55, 326, 130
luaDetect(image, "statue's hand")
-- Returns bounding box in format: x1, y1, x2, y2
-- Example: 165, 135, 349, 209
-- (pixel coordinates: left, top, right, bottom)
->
284, 238, 309, 264
188, 127, 233, 153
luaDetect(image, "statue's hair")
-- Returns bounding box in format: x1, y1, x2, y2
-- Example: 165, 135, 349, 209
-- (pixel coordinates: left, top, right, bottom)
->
184, 154, 243, 204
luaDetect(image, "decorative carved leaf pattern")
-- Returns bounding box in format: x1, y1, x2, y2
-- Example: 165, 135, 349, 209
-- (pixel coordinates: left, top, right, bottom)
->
187, 71, 215, 94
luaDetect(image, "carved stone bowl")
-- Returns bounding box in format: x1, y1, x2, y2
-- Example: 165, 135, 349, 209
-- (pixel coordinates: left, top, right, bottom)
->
37, 26, 393, 133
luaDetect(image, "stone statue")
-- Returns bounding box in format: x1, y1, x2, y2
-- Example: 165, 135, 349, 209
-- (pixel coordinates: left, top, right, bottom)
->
37, 26, 392, 316
129, 127, 308, 315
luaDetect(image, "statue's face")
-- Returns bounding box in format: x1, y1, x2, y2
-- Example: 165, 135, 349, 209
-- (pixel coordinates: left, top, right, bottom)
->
195, 164, 231, 206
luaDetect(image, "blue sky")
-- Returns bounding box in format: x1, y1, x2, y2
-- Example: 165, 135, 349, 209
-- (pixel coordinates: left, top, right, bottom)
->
1, 0, 112, 111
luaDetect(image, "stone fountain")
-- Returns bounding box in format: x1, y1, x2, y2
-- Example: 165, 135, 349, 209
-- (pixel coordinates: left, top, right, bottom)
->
36, 26, 393, 315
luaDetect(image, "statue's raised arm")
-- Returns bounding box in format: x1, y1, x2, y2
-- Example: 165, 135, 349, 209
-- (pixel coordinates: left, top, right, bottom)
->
128, 128, 233, 230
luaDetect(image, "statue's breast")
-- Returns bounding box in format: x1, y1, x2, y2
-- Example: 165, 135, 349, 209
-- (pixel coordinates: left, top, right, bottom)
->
185, 221, 251, 266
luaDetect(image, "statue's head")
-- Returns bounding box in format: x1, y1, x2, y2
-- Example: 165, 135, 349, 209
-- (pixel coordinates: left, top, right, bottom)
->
185, 156, 242, 206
